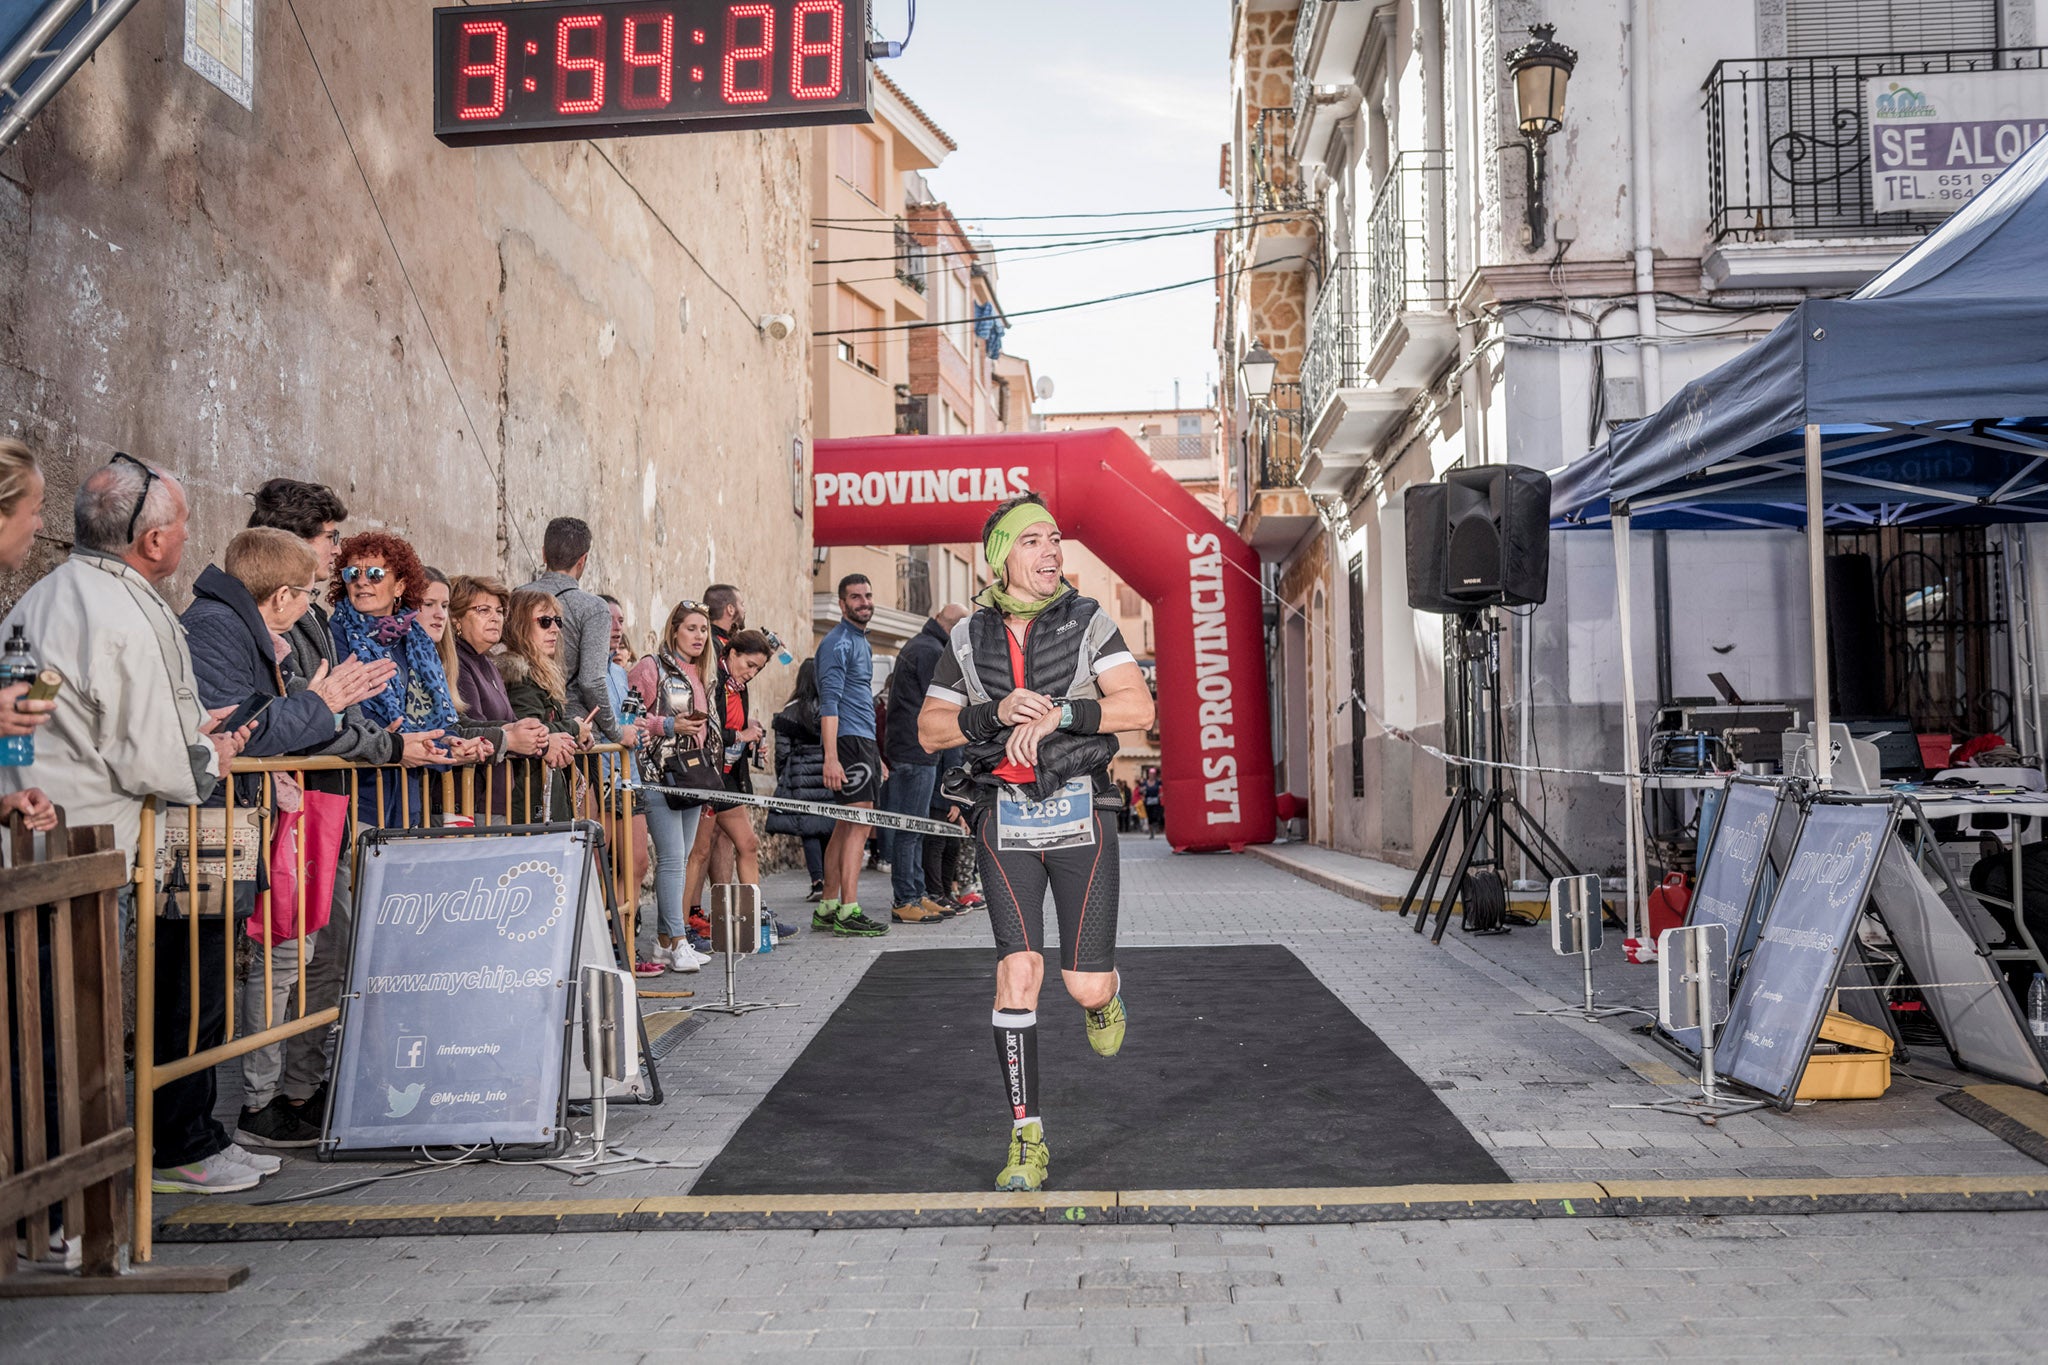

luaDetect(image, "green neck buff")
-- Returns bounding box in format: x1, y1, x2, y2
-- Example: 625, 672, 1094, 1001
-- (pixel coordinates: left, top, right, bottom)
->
978, 578, 1071, 620
981, 502, 1067, 619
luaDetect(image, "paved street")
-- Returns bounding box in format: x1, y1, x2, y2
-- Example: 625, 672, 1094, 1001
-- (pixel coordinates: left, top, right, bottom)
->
9, 837, 2048, 1360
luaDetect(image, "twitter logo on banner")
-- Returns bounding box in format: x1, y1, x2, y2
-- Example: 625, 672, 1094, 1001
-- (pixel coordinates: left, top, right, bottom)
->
385, 1081, 424, 1118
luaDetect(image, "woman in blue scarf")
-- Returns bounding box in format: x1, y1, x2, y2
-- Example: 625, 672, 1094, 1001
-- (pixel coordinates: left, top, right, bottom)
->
328, 530, 474, 826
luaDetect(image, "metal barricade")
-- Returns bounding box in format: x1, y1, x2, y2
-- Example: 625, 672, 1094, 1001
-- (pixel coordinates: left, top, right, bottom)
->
130, 743, 636, 1260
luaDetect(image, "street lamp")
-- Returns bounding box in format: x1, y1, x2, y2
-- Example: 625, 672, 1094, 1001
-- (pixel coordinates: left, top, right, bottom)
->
1238, 343, 1278, 403
1505, 24, 1577, 251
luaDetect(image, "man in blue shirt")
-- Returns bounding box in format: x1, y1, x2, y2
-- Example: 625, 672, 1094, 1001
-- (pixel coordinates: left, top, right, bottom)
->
814, 573, 887, 937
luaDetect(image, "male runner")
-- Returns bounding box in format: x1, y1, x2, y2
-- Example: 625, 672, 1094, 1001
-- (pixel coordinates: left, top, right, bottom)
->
814, 573, 889, 937
918, 494, 1155, 1191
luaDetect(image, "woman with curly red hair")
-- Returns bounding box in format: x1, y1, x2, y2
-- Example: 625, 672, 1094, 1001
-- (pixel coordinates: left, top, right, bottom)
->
327, 531, 473, 823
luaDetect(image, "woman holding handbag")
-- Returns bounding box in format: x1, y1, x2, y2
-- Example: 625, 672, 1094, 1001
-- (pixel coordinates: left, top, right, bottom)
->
680, 630, 774, 940
628, 599, 721, 972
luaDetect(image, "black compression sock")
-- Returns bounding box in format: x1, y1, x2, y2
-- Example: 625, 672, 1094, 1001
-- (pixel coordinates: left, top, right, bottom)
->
993, 1008, 1039, 1126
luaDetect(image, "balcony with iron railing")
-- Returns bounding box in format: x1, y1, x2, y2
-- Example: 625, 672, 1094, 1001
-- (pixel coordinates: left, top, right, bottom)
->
894, 219, 929, 293
1257, 381, 1304, 488
1705, 46, 2048, 243
1290, 0, 1324, 118
1301, 253, 1361, 439
1239, 379, 1319, 558
896, 553, 933, 616
1250, 107, 1311, 212
1363, 151, 1449, 360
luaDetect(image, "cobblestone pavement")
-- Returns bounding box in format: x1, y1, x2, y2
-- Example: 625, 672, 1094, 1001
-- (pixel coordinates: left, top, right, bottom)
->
8, 1212, 2048, 1361
11, 837, 2048, 1361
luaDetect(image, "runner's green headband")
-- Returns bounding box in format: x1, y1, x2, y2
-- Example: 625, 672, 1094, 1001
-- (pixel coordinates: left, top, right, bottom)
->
984, 502, 1058, 575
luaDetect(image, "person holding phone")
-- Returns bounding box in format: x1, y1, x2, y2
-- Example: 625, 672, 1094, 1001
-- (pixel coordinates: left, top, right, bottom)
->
627, 598, 720, 971
181, 528, 397, 1153
679, 629, 774, 937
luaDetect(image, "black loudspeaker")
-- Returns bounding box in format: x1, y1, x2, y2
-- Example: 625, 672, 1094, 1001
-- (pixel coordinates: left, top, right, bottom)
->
1403, 483, 1459, 613
1404, 465, 1552, 612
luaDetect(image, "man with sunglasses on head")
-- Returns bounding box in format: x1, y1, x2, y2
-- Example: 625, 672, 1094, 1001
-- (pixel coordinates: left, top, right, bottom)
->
519, 517, 638, 754
0, 454, 262, 1194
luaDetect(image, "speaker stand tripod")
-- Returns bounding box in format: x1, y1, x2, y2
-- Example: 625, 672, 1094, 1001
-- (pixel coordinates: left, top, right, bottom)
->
1398, 611, 1585, 944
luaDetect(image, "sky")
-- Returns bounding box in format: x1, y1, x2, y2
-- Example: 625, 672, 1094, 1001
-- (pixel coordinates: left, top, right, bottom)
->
878, 1, 1233, 415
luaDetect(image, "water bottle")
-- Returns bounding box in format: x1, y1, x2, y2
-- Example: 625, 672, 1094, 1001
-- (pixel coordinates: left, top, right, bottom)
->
762, 629, 795, 667
758, 906, 775, 955
2030, 973, 2048, 1040
0, 626, 38, 766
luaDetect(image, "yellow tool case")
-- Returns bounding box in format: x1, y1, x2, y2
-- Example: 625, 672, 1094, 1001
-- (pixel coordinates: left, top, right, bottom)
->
1794, 1009, 1895, 1101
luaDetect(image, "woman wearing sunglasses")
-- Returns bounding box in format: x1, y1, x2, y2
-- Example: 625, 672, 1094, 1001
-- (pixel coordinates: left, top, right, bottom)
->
626, 598, 718, 971
495, 588, 587, 821
327, 532, 478, 826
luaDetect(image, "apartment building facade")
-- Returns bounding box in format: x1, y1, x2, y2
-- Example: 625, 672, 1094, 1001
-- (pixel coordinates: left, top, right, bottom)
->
1220, 0, 2045, 868
808, 73, 1009, 666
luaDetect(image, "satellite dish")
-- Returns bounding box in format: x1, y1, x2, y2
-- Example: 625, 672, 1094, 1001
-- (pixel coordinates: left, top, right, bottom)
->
1034, 375, 1056, 402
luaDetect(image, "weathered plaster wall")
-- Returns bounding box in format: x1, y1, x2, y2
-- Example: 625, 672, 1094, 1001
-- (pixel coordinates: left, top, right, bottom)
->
0, 2, 812, 662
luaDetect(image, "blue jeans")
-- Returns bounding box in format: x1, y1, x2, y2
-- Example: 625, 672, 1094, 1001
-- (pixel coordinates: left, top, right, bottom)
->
644, 795, 701, 939
884, 764, 938, 907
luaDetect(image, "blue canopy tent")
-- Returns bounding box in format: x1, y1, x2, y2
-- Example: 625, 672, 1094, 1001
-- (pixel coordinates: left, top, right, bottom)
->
1548, 133, 2048, 930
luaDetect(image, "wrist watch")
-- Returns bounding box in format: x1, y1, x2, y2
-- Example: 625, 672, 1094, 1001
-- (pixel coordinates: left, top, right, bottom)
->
1058, 701, 1074, 731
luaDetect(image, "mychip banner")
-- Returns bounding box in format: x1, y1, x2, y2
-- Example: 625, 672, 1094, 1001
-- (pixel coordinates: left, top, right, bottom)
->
325, 827, 598, 1154
1868, 68, 2048, 214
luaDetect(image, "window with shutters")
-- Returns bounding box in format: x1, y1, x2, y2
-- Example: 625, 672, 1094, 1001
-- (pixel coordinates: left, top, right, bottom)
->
1115, 583, 1144, 618
834, 289, 881, 376
1784, 0, 1997, 56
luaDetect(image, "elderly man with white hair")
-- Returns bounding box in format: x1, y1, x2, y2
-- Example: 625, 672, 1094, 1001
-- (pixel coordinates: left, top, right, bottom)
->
0, 452, 257, 1194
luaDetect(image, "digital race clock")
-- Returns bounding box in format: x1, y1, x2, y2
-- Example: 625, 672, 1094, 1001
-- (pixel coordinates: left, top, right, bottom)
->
433, 0, 872, 147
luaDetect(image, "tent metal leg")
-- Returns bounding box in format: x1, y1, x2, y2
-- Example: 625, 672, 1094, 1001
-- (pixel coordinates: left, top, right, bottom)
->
1806, 423, 1834, 785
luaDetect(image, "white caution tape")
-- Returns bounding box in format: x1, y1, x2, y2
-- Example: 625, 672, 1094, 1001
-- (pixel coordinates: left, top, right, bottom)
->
624, 780, 968, 838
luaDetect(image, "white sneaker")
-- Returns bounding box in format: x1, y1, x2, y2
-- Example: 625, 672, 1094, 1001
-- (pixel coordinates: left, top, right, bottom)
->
221, 1142, 282, 1174
666, 944, 701, 973
151, 1151, 260, 1194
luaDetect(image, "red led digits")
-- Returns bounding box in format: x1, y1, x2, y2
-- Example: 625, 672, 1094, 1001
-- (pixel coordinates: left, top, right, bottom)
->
722, 4, 774, 104
454, 20, 508, 120
554, 12, 607, 116
790, 0, 843, 100
620, 11, 675, 110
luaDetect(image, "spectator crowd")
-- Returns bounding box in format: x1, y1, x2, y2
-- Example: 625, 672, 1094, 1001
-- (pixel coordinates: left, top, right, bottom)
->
0, 444, 990, 1212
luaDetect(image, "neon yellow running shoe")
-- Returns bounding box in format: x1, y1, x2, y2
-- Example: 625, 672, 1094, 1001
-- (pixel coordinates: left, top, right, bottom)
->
1083, 994, 1126, 1057
996, 1120, 1051, 1192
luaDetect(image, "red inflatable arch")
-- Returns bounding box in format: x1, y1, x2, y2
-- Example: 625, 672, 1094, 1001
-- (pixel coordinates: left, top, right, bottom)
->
814, 430, 1276, 852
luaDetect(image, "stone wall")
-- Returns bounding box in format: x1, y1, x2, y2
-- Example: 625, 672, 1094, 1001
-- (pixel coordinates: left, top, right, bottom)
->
0, 2, 813, 670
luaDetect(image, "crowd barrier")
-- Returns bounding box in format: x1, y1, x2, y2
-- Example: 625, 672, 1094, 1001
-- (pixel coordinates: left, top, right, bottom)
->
130, 743, 636, 1260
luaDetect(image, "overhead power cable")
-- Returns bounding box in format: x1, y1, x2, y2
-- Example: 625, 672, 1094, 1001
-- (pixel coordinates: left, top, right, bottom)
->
813, 256, 1306, 337
815, 217, 1276, 268
812, 203, 1239, 224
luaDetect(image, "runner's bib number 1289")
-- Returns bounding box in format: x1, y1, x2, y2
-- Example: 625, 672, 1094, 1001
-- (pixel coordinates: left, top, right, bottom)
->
995, 777, 1096, 852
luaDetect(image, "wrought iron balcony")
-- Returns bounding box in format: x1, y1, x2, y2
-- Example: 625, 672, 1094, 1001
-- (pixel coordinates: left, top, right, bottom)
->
1704, 47, 2047, 241
896, 554, 932, 617
1364, 151, 1449, 355
894, 219, 928, 293
1301, 253, 1362, 430
1291, 0, 1323, 116
895, 390, 928, 436
1256, 381, 1305, 489
1250, 107, 1311, 212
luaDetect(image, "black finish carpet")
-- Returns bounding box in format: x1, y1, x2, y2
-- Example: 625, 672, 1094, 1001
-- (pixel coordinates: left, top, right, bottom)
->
691, 944, 1505, 1195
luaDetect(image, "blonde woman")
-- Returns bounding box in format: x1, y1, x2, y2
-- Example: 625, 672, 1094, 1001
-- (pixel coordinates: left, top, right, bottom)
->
495, 589, 585, 821
628, 599, 717, 971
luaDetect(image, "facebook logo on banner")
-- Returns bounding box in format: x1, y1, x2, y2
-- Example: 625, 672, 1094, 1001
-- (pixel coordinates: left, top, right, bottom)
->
395, 1036, 427, 1070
